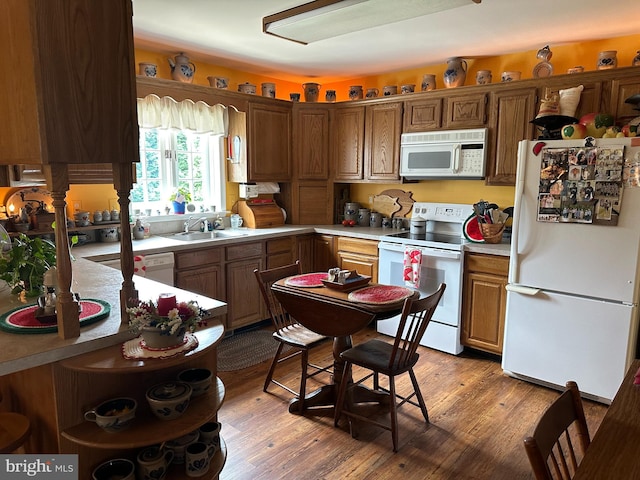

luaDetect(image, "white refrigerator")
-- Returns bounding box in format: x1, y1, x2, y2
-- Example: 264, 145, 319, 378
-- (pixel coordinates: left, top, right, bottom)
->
502, 137, 640, 403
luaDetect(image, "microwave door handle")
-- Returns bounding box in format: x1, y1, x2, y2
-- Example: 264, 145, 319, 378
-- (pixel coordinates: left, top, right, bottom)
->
452, 145, 461, 173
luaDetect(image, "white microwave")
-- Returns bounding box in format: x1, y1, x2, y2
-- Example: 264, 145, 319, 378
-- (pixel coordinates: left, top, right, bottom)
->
400, 128, 487, 180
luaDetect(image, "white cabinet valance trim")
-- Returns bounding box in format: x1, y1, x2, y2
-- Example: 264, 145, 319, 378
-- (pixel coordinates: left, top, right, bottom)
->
137, 94, 226, 135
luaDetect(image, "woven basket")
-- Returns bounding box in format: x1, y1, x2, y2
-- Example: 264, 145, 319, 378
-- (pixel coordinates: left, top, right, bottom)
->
479, 223, 505, 244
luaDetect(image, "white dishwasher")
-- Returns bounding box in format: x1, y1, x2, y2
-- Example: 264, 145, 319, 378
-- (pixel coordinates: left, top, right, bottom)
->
98, 252, 175, 286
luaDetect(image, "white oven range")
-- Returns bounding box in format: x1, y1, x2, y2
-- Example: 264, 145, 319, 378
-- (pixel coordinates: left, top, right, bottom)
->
377, 202, 473, 355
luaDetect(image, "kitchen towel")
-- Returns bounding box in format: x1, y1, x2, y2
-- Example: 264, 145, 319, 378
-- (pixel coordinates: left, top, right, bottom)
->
403, 246, 422, 288
134, 255, 146, 277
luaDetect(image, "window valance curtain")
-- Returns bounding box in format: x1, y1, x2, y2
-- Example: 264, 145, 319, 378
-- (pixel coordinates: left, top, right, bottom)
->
137, 94, 226, 135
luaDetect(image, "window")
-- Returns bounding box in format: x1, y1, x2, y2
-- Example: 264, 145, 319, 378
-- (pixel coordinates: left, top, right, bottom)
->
134, 95, 227, 215
132, 128, 225, 214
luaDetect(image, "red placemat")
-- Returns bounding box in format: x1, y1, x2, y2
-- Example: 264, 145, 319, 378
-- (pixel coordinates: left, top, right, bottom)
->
284, 272, 328, 288
0, 299, 110, 334
348, 285, 415, 305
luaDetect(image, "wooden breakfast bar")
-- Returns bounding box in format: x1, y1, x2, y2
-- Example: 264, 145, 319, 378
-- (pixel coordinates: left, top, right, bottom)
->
0, 258, 227, 479
574, 359, 640, 479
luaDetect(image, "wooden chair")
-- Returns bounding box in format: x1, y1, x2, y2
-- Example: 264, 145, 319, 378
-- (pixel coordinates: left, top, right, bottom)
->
254, 262, 331, 413
0, 393, 31, 453
524, 381, 591, 480
334, 283, 446, 452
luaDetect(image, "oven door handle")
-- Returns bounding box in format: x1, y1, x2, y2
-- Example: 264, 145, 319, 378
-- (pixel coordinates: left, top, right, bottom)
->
379, 242, 461, 260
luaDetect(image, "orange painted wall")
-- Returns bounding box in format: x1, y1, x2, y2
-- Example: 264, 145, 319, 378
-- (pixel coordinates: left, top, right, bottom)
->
4, 34, 639, 215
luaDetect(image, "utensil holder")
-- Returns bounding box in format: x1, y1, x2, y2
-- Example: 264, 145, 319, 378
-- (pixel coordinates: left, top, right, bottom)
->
479, 223, 505, 244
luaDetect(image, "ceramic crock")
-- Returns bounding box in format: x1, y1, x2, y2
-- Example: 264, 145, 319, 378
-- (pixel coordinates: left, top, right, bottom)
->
139, 62, 157, 78
421, 74, 436, 91
348, 85, 363, 100
261, 82, 276, 98
238, 82, 256, 94
475, 70, 492, 85
597, 50, 617, 70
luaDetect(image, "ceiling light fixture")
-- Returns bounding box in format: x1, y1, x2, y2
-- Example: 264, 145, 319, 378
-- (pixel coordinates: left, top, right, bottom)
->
263, 0, 481, 45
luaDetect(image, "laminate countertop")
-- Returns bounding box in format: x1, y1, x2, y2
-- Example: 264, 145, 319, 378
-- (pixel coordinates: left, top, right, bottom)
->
0, 258, 227, 376
73, 225, 511, 261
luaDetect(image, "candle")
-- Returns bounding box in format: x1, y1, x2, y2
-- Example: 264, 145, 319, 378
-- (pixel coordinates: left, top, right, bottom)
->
157, 293, 177, 316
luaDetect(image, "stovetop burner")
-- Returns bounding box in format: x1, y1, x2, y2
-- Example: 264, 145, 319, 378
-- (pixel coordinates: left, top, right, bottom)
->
378, 202, 474, 250
384, 231, 465, 245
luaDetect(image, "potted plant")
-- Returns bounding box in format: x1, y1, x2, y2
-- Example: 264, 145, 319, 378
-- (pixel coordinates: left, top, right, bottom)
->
169, 187, 192, 214
0, 233, 57, 297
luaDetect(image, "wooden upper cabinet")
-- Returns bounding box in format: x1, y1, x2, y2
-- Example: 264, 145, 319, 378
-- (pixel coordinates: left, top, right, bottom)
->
246, 101, 292, 182
333, 106, 365, 181
293, 105, 330, 180
443, 92, 488, 128
364, 102, 403, 181
540, 80, 603, 122
486, 86, 537, 186
403, 97, 443, 132
609, 77, 640, 124
1, 0, 138, 166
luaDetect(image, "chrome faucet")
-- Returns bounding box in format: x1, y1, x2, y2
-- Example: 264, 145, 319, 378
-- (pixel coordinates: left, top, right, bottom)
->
184, 216, 208, 233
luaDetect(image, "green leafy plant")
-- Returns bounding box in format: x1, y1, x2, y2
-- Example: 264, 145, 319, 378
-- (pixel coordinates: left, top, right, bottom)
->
0, 234, 57, 297
169, 187, 192, 203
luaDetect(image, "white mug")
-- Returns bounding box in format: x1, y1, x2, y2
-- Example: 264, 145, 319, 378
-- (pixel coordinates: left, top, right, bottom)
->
198, 421, 221, 446
185, 442, 212, 477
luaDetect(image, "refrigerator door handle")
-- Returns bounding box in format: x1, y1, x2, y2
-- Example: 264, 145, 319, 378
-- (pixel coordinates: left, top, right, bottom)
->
505, 284, 541, 296
508, 140, 530, 283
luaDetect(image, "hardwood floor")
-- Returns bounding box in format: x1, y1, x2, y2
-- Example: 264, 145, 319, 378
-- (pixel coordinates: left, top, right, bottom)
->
217, 326, 607, 480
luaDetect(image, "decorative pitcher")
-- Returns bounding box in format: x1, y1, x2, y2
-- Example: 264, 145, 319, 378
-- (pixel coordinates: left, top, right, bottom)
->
443, 57, 467, 88
167, 53, 196, 83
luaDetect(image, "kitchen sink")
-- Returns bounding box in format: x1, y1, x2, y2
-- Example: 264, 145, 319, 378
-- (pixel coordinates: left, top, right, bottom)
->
166, 230, 249, 241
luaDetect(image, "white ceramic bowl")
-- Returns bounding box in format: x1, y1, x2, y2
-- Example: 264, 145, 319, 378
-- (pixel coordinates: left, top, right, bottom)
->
146, 382, 192, 421
84, 397, 137, 433
177, 368, 212, 397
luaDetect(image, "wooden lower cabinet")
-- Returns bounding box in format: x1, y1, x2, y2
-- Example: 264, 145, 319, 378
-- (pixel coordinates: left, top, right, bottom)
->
266, 236, 295, 269
461, 253, 509, 355
295, 234, 314, 273
336, 237, 379, 283
225, 242, 265, 330
175, 248, 224, 301
313, 234, 336, 272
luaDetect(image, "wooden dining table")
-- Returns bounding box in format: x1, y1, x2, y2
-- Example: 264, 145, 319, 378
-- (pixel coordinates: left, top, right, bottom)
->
573, 358, 640, 479
271, 276, 419, 415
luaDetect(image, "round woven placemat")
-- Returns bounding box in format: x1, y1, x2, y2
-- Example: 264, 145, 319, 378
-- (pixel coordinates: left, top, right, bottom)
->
0, 299, 110, 334
218, 329, 288, 372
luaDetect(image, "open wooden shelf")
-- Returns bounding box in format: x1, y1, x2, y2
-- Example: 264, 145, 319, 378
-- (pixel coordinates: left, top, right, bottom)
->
59, 325, 225, 373
61, 378, 225, 449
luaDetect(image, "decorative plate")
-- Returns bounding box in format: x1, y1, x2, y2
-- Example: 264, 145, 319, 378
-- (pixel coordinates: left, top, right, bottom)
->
6, 187, 53, 216
533, 61, 553, 78
462, 214, 485, 243
348, 285, 415, 305
284, 272, 329, 288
